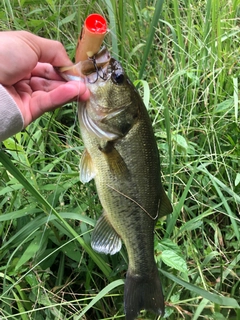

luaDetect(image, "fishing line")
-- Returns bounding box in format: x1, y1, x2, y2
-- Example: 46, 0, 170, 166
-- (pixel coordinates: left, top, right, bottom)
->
106, 184, 158, 221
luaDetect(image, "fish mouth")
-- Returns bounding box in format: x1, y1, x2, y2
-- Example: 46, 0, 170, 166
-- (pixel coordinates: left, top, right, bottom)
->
83, 47, 112, 82
55, 47, 111, 83
56, 47, 125, 85
84, 47, 111, 75
87, 57, 125, 85
85, 57, 121, 85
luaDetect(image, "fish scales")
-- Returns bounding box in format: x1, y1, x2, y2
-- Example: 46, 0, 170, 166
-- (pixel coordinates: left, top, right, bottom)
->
58, 51, 172, 320
83, 86, 160, 267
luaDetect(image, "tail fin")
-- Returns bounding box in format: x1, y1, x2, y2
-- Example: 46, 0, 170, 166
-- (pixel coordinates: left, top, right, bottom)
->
124, 266, 164, 320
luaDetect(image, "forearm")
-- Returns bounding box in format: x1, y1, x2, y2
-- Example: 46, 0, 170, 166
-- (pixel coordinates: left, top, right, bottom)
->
0, 84, 24, 142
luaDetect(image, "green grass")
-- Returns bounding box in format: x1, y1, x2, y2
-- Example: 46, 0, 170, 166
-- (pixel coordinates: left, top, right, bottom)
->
0, 0, 239, 319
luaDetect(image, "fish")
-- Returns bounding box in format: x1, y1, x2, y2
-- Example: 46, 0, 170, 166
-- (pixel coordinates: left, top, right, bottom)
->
57, 49, 173, 320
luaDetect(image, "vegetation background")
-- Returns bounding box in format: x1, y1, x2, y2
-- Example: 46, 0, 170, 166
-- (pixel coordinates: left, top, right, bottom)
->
0, 0, 239, 319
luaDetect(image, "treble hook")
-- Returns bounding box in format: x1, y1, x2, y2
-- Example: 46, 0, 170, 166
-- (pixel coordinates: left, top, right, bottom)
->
88, 56, 108, 84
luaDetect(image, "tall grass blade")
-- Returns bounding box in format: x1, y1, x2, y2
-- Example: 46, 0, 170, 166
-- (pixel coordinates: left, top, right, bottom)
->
161, 270, 240, 308
165, 167, 196, 238
104, 0, 118, 58
196, 164, 240, 241
74, 279, 124, 319
233, 77, 239, 122
172, 0, 185, 68
0, 150, 111, 277
138, 0, 164, 79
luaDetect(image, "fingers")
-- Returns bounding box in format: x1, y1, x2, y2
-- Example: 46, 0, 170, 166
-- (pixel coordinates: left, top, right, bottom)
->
30, 77, 67, 92
31, 63, 63, 80
0, 31, 73, 86
26, 82, 90, 125
29, 74, 89, 98
22, 31, 73, 67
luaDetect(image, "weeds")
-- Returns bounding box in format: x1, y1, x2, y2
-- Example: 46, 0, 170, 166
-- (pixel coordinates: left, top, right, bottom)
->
0, 0, 239, 319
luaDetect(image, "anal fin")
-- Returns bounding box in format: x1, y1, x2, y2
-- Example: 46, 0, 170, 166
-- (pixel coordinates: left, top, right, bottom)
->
91, 212, 122, 255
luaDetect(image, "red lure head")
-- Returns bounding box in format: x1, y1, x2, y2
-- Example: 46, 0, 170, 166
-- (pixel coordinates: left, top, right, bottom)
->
85, 14, 107, 34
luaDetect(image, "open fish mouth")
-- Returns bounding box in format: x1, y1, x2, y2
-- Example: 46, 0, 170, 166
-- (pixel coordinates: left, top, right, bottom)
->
56, 47, 111, 83
56, 47, 127, 88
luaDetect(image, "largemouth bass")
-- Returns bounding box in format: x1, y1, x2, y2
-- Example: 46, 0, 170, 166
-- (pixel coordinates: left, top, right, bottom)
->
58, 49, 172, 320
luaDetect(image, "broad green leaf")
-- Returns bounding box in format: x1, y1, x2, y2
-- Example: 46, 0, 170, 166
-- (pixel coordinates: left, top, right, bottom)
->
173, 133, 188, 151
0, 205, 39, 221
160, 250, 188, 274
235, 173, 240, 187
60, 241, 82, 262
214, 98, 233, 113
15, 233, 43, 271
59, 12, 76, 26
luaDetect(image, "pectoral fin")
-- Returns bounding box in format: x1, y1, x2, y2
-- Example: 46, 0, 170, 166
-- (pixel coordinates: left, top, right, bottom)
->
79, 149, 96, 183
99, 141, 129, 178
91, 212, 122, 255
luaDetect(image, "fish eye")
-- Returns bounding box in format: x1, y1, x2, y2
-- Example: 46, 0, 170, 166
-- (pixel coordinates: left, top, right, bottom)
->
111, 70, 125, 85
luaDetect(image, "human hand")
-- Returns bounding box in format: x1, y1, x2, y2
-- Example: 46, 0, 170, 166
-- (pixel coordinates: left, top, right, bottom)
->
0, 31, 90, 126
